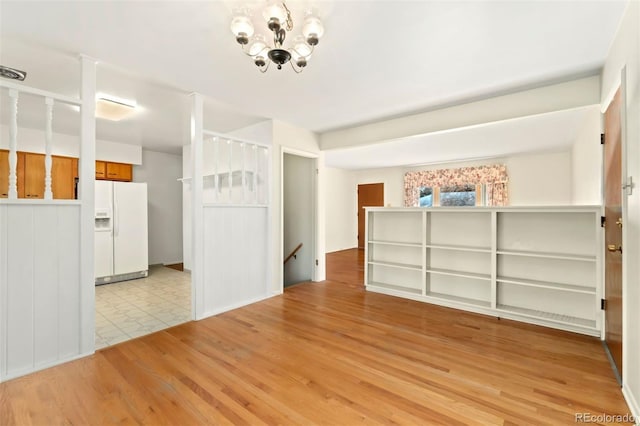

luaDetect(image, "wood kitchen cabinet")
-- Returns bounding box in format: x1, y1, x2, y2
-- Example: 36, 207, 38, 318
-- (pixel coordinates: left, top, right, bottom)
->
1, 150, 78, 199
105, 161, 132, 181
0, 150, 8, 198
95, 160, 106, 179
95, 160, 132, 182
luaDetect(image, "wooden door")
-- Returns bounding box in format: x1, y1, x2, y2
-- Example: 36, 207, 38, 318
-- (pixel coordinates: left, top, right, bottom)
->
23, 152, 45, 199
357, 183, 384, 248
604, 88, 623, 377
0, 150, 8, 198
52, 155, 78, 199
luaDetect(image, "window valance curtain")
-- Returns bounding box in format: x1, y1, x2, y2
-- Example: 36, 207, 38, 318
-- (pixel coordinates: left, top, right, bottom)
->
404, 164, 509, 207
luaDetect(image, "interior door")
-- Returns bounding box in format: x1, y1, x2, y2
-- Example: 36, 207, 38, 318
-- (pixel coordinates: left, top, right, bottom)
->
357, 183, 384, 248
604, 88, 623, 378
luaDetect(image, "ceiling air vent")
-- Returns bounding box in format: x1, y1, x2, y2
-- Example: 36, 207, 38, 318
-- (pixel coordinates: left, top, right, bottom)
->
0, 65, 27, 81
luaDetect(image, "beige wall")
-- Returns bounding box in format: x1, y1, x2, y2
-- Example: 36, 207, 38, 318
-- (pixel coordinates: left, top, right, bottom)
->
325, 150, 573, 252
571, 107, 603, 205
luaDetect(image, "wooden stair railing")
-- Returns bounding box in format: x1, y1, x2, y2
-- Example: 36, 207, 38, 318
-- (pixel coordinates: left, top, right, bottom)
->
284, 243, 303, 265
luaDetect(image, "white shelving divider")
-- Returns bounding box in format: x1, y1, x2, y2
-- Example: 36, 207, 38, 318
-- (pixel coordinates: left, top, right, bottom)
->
365, 206, 603, 337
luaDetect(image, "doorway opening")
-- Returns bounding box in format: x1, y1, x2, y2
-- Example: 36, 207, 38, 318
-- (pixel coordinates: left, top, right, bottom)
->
283, 152, 316, 288
94, 156, 190, 350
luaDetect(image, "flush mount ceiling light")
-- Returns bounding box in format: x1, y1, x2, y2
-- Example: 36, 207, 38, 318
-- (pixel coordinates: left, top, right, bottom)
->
0, 65, 27, 81
230, 1, 324, 73
95, 94, 137, 121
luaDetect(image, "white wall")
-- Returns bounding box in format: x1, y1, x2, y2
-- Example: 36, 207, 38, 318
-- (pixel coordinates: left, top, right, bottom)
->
601, 1, 640, 418
572, 107, 603, 205
182, 120, 274, 271
325, 167, 355, 253
505, 151, 572, 206
133, 149, 182, 265
325, 150, 574, 251
0, 204, 84, 381
0, 125, 142, 164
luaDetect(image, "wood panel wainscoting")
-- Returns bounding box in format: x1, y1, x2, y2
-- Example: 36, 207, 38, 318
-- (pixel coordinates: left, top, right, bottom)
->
0, 252, 631, 425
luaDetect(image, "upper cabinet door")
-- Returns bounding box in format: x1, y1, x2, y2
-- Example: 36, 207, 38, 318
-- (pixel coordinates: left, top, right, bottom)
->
0, 150, 8, 198
106, 162, 133, 182
23, 152, 45, 199
95, 160, 106, 179
52, 155, 78, 199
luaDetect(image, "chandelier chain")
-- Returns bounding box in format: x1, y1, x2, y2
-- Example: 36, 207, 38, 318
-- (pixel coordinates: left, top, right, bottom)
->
282, 2, 294, 32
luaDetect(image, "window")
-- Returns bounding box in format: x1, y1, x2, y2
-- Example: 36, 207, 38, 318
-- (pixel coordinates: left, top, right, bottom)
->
419, 187, 433, 207
440, 184, 476, 206
419, 184, 485, 207
404, 165, 508, 207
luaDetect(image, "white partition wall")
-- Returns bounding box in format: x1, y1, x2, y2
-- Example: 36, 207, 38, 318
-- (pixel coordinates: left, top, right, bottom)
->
0, 57, 96, 382
365, 206, 602, 336
189, 97, 272, 320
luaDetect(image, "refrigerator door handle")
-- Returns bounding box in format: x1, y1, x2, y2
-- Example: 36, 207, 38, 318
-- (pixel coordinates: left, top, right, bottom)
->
114, 198, 119, 237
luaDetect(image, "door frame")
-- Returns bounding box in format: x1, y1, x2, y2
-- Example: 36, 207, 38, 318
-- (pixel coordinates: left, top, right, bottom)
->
601, 66, 630, 387
280, 146, 319, 289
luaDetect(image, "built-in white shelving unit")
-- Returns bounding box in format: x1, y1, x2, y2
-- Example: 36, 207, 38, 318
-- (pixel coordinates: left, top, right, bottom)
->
365, 206, 602, 336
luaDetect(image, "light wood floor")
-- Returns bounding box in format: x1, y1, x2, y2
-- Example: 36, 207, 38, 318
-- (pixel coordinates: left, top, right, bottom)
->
0, 250, 631, 425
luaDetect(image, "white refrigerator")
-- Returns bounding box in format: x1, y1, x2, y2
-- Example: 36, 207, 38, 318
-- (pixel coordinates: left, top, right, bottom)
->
95, 181, 149, 284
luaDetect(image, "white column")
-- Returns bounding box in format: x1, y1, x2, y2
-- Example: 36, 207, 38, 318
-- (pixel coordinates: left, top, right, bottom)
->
79, 55, 96, 355
8, 90, 18, 200
44, 97, 54, 200
214, 137, 219, 203
190, 93, 204, 320
228, 140, 233, 203
253, 144, 258, 204
241, 143, 246, 204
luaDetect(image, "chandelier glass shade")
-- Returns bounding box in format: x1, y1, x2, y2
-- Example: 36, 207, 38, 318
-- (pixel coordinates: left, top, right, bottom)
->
230, 1, 324, 73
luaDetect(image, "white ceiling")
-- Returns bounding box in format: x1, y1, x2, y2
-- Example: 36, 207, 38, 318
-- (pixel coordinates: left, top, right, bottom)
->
0, 1, 628, 161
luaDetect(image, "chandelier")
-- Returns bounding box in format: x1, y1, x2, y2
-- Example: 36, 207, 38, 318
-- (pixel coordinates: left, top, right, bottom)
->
230, 1, 325, 73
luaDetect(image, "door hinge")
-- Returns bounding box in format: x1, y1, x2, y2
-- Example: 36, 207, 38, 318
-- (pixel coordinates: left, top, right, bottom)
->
601, 298, 607, 310
315, 259, 318, 266
623, 176, 635, 195
601, 216, 606, 227
601, 133, 605, 144
316, 169, 319, 175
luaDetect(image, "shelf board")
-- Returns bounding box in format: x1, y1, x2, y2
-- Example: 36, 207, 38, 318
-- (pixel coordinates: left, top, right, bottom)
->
496, 304, 596, 328
369, 240, 422, 248
366, 282, 422, 295
426, 244, 491, 253
368, 260, 422, 271
427, 292, 491, 308
496, 249, 595, 262
426, 268, 491, 281
497, 276, 596, 295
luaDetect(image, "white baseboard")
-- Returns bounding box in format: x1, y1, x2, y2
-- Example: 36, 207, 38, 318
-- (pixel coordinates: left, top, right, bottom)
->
0, 351, 93, 383
198, 293, 276, 320
623, 384, 640, 425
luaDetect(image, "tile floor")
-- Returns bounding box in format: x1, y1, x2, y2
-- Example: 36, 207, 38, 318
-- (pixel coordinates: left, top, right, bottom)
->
95, 265, 191, 350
